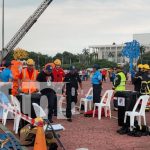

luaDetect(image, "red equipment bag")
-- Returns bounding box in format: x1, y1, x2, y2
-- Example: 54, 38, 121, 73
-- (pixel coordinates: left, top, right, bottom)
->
84, 108, 110, 117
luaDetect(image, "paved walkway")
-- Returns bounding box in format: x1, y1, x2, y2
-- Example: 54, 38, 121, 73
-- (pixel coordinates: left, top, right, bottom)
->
1, 80, 150, 150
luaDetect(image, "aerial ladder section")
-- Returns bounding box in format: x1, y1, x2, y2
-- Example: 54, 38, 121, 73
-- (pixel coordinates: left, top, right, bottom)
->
0, 0, 53, 62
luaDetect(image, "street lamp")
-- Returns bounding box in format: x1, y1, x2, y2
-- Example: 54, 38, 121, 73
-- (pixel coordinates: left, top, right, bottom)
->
2, 0, 4, 51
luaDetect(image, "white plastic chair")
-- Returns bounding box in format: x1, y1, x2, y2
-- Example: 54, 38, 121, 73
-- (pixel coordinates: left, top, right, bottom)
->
124, 95, 150, 131
1, 95, 21, 134
93, 90, 114, 120
32, 103, 47, 118
79, 87, 93, 112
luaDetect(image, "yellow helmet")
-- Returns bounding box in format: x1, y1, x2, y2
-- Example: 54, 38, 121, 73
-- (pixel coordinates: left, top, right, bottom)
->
143, 64, 149, 70
26, 59, 35, 65
138, 64, 143, 69
54, 59, 61, 66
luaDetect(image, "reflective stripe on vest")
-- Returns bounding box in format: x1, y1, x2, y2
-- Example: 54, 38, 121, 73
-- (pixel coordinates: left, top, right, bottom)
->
141, 81, 150, 95
115, 72, 126, 91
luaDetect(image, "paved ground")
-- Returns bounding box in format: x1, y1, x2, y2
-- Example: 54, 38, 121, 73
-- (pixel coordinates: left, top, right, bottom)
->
1, 79, 150, 150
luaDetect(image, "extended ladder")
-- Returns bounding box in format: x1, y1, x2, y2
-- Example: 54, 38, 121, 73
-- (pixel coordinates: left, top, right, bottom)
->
0, 0, 53, 62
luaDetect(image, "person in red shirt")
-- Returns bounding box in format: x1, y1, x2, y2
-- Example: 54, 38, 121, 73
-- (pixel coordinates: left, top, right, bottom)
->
101, 69, 107, 82
53, 59, 65, 116
53, 59, 65, 82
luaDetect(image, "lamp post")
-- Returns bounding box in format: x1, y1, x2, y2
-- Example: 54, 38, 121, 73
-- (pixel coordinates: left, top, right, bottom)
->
1, 0, 4, 64
2, 0, 4, 51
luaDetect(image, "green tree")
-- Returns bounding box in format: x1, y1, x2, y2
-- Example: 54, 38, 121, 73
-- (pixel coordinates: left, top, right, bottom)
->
138, 51, 150, 65
140, 45, 146, 63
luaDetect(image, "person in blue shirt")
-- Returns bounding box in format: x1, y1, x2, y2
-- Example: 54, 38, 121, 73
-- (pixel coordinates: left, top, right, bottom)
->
0, 62, 13, 82
91, 64, 102, 103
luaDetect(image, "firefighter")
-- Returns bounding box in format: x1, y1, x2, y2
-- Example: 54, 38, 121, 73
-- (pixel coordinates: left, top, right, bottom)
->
132, 64, 143, 94
63, 66, 82, 122
53, 59, 65, 116
53, 59, 65, 82
140, 64, 150, 95
19, 59, 38, 94
113, 66, 126, 110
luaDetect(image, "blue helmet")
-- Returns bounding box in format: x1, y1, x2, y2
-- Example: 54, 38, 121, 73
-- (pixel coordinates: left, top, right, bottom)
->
93, 64, 100, 70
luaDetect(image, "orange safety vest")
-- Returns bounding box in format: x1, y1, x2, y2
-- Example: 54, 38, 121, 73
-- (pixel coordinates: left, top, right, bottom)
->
11, 60, 23, 96
21, 68, 38, 94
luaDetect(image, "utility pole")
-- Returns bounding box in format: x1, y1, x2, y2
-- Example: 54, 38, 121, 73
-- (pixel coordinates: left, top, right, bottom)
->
1, 0, 4, 65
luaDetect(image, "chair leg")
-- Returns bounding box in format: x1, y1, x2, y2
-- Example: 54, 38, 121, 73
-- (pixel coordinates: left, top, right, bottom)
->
84, 101, 88, 112
2, 109, 9, 126
104, 107, 107, 117
124, 113, 127, 123
98, 106, 102, 120
79, 100, 82, 111
138, 116, 141, 126
109, 106, 111, 119
130, 115, 135, 131
14, 116, 21, 134
93, 105, 96, 118
89, 101, 92, 110
143, 115, 146, 125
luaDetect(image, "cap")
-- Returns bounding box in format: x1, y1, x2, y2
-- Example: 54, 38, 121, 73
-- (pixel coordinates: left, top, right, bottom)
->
93, 64, 100, 70
45, 65, 53, 72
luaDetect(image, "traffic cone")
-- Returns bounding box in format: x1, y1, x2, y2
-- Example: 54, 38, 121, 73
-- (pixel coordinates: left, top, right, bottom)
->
33, 121, 47, 150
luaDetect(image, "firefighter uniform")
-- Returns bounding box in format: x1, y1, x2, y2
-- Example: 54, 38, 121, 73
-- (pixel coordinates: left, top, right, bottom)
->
132, 64, 143, 94
53, 59, 65, 116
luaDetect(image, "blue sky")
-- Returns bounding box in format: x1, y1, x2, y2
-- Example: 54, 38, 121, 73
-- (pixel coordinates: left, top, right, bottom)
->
0, 0, 150, 56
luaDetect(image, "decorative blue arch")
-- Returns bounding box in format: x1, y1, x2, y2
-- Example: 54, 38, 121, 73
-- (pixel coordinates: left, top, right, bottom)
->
122, 40, 140, 73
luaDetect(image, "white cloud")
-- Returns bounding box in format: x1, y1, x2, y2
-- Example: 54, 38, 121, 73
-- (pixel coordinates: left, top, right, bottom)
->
0, 0, 150, 56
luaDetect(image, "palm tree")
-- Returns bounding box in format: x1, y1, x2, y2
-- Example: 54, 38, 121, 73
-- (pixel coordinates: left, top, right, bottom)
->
140, 45, 145, 63
82, 48, 90, 64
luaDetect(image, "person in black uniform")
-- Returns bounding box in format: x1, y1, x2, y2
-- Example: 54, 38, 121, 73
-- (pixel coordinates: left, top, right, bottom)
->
36, 64, 55, 123
63, 66, 83, 122
132, 64, 143, 95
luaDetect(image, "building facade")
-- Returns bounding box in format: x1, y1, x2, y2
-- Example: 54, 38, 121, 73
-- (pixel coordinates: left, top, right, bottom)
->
89, 44, 126, 64
133, 33, 150, 53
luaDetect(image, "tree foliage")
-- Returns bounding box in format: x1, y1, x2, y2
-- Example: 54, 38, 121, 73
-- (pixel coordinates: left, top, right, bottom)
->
5, 47, 117, 70
13, 48, 29, 60
138, 51, 150, 65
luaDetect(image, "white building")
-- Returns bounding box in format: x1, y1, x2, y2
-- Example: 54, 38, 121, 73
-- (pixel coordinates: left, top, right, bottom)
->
133, 33, 150, 53
89, 33, 150, 64
89, 44, 126, 64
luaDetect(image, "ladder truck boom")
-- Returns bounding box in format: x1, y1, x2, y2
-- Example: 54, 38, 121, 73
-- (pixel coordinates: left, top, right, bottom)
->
0, 0, 53, 62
